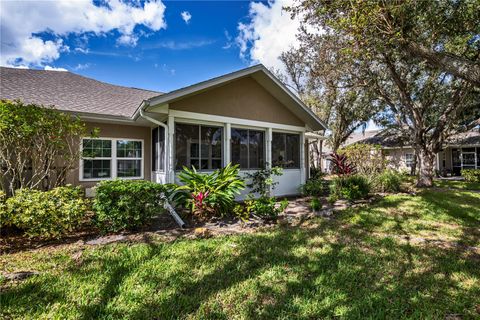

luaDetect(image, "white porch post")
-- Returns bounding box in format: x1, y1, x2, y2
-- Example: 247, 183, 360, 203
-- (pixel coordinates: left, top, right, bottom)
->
224, 123, 231, 167
300, 132, 306, 184
266, 128, 272, 168
167, 115, 175, 183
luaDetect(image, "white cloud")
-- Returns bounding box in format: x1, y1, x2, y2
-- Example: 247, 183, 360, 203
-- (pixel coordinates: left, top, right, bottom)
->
44, 65, 68, 72
0, 0, 167, 67
73, 63, 92, 70
181, 11, 192, 24
236, 0, 300, 71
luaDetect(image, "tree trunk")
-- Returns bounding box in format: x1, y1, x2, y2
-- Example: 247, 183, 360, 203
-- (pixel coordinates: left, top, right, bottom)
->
416, 148, 436, 187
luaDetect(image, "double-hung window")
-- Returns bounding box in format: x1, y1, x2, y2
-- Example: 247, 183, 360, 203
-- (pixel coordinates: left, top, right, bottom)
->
231, 128, 265, 169
271, 132, 300, 168
81, 138, 143, 180
405, 153, 414, 168
175, 123, 223, 170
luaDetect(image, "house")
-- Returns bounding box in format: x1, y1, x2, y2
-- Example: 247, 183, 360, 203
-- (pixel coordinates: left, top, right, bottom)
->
358, 130, 480, 176
0, 65, 327, 196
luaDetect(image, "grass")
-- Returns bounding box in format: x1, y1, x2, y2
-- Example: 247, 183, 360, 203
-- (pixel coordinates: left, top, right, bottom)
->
434, 179, 480, 191
1, 183, 479, 319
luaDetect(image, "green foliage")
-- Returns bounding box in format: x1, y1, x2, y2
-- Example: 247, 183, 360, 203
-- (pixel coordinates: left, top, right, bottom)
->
176, 163, 245, 217
93, 180, 166, 233
330, 175, 370, 201
373, 170, 404, 193
310, 198, 322, 211
461, 169, 480, 183
339, 144, 386, 175
0, 100, 92, 195
4, 186, 88, 239
245, 166, 283, 197
245, 196, 289, 220
0, 190, 7, 227
301, 178, 328, 197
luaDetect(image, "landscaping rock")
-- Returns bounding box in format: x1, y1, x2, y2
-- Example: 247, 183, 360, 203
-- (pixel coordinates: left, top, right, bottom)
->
86, 234, 126, 246
194, 227, 212, 238
3, 271, 39, 281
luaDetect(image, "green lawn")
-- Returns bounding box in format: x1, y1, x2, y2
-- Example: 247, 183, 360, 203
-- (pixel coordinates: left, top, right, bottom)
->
1, 185, 479, 319
434, 179, 480, 191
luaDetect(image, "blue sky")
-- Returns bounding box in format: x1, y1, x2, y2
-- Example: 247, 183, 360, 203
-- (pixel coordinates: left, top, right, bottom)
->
58, 1, 255, 92
1, 0, 278, 93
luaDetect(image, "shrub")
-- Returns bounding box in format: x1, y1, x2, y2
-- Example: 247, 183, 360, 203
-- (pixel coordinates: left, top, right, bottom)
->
461, 169, 480, 182
4, 186, 88, 239
310, 198, 322, 211
329, 153, 355, 175
245, 165, 283, 197
0, 190, 8, 227
246, 196, 289, 220
373, 169, 404, 193
330, 175, 370, 201
176, 163, 245, 218
301, 178, 329, 197
93, 179, 166, 233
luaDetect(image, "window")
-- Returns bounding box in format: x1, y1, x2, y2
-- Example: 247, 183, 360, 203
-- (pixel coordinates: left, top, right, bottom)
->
271, 132, 300, 168
116, 140, 142, 177
152, 126, 165, 171
405, 153, 414, 168
82, 139, 112, 179
231, 128, 265, 169
175, 123, 223, 170
81, 138, 143, 180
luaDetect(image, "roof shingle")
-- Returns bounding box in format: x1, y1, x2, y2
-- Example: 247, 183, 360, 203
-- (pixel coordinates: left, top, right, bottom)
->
0, 67, 162, 118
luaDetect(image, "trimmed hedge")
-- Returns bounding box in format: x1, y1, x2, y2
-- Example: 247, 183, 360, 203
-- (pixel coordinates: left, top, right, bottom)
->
2, 186, 88, 239
461, 169, 480, 183
93, 179, 168, 233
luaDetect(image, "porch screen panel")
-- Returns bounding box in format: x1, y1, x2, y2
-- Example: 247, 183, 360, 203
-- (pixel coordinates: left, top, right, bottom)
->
231, 129, 264, 169
272, 132, 300, 168
152, 126, 165, 171
477, 147, 480, 167
175, 123, 223, 170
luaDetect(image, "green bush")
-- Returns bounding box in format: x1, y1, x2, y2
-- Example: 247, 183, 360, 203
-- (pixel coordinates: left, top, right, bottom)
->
4, 186, 88, 239
93, 179, 167, 233
176, 163, 245, 218
461, 169, 480, 182
301, 178, 328, 196
244, 196, 289, 220
373, 169, 404, 193
310, 198, 322, 211
0, 190, 8, 227
330, 175, 370, 201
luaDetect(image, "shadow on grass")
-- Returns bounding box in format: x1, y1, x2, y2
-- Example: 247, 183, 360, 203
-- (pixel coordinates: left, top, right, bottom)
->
2, 215, 479, 319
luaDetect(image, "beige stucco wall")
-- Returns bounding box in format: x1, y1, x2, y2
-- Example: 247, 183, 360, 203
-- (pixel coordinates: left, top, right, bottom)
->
384, 148, 414, 170
66, 122, 151, 188
170, 76, 304, 127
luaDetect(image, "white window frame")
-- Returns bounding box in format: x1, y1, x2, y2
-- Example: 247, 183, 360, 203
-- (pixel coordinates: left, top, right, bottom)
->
80, 137, 144, 182
405, 153, 414, 168
271, 131, 301, 170
230, 127, 266, 170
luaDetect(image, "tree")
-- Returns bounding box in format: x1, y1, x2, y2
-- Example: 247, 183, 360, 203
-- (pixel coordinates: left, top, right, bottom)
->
278, 32, 379, 155
0, 100, 92, 195
288, 0, 480, 187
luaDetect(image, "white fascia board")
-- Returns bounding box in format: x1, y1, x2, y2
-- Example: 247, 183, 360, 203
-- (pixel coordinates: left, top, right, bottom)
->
170, 110, 306, 132
145, 64, 327, 132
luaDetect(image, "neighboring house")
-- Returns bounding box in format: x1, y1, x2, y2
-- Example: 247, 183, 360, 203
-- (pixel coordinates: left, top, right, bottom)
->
312, 130, 381, 172
0, 65, 327, 196
359, 130, 480, 176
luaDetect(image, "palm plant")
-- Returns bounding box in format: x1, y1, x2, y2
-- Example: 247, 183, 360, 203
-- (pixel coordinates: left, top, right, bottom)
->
176, 163, 245, 217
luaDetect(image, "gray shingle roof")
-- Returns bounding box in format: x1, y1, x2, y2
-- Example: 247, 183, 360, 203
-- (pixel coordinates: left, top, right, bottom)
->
0, 67, 162, 118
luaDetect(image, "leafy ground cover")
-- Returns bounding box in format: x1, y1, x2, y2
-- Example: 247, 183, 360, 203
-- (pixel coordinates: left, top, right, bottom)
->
1, 181, 479, 319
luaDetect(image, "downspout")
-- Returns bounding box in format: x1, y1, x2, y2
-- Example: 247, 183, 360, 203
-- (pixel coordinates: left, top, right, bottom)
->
139, 101, 186, 229
139, 100, 169, 183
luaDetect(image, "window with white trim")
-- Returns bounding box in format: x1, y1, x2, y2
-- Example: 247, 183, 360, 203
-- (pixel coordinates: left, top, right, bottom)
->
405, 153, 414, 168
81, 138, 143, 180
